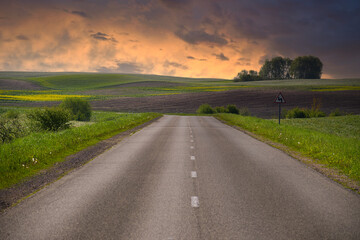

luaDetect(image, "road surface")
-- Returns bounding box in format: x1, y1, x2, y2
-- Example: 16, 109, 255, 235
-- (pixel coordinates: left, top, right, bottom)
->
1, 115, 359, 239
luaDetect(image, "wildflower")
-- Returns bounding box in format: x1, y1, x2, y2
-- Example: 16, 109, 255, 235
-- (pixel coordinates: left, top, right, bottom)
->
298, 142, 301, 144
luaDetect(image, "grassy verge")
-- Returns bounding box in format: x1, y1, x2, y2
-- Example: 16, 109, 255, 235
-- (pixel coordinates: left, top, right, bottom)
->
0, 112, 161, 189
216, 114, 360, 184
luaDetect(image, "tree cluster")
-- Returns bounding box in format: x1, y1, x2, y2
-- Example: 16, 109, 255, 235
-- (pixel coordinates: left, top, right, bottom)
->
234, 55, 323, 81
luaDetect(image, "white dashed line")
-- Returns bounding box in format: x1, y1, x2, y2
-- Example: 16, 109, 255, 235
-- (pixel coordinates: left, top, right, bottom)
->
191, 171, 197, 178
190, 156, 195, 160
190, 139, 194, 143
191, 196, 199, 208
190, 135, 193, 138
190, 146, 194, 149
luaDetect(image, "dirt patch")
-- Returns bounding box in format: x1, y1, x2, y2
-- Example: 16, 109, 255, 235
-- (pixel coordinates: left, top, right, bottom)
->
90, 89, 360, 118
0, 116, 161, 211
1, 89, 360, 118
0, 79, 44, 90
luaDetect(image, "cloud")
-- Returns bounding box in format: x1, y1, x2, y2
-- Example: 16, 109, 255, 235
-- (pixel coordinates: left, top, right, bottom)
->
175, 29, 228, 46
160, 0, 191, 9
97, 62, 144, 73
90, 32, 117, 42
164, 60, 188, 70
187, 56, 207, 61
71, 10, 89, 18
213, 53, 229, 61
16, 34, 29, 41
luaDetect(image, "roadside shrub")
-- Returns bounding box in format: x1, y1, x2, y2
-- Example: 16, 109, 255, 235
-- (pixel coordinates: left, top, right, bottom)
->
239, 107, 251, 116
60, 98, 92, 121
308, 97, 325, 118
0, 118, 24, 143
286, 107, 307, 118
27, 107, 71, 131
329, 108, 345, 117
215, 106, 228, 113
4, 110, 20, 119
197, 104, 215, 114
227, 105, 239, 114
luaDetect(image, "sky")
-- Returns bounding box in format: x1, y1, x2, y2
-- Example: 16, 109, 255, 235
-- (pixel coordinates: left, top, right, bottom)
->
0, 0, 359, 79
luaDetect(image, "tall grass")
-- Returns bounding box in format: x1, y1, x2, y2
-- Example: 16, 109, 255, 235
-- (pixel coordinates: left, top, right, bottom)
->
0, 112, 161, 189
217, 114, 360, 183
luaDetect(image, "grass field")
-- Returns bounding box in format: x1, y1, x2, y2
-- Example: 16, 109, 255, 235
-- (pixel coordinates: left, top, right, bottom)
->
217, 114, 360, 186
1, 72, 360, 102
0, 111, 161, 189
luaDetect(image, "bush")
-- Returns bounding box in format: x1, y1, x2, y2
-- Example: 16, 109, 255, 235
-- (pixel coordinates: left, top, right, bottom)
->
197, 104, 215, 114
0, 118, 24, 143
329, 108, 346, 117
285, 107, 307, 118
27, 107, 71, 131
60, 98, 92, 121
4, 110, 20, 119
227, 105, 239, 114
239, 107, 251, 116
215, 106, 228, 113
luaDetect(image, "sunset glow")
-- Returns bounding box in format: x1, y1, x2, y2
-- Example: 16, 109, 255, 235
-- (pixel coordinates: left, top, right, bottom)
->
0, 0, 359, 79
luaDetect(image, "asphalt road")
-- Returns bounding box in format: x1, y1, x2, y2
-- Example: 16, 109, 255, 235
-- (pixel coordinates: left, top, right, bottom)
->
1, 115, 359, 239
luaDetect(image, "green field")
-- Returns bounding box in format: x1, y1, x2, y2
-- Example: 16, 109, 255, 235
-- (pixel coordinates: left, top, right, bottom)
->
1, 72, 360, 102
0, 111, 161, 189
217, 114, 360, 187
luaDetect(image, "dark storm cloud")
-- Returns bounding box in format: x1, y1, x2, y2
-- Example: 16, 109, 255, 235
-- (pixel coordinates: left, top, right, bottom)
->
213, 53, 229, 61
225, 0, 360, 77
90, 32, 117, 42
175, 28, 228, 46
163, 60, 188, 70
16, 35, 29, 40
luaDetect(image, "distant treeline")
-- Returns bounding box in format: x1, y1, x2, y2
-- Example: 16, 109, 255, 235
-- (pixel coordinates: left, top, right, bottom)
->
234, 56, 323, 82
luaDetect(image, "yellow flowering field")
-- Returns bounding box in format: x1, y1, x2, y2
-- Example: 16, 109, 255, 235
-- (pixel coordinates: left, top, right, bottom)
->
0, 94, 91, 101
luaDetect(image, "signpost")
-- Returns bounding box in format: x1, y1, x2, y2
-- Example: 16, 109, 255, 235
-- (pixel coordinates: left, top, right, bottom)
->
274, 92, 286, 124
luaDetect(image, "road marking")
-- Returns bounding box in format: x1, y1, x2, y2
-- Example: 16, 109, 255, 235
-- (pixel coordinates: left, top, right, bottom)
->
191, 196, 199, 208
190, 135, 193, 138
190, 139, 194, 143
191, 171, 197, 178
191, 156, 195, 160
190, 146, 194, 149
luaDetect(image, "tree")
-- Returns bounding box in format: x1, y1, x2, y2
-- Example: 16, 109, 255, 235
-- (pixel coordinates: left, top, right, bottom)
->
259, 57, 293, 80
259, 59, 272, 79
234, 70, 261, 81
290, 56, 323, 79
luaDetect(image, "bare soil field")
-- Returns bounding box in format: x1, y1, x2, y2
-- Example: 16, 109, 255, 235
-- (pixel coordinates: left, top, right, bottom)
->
1, 89, 359, 118
0, 79, 44, 90
90, 89, 360, 118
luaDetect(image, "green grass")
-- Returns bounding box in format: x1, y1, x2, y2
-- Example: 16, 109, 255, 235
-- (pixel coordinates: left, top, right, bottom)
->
280, 116, 360, 140
0, 111, 161, 189
1, 72, 359, 102
217, 114, 360, 184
